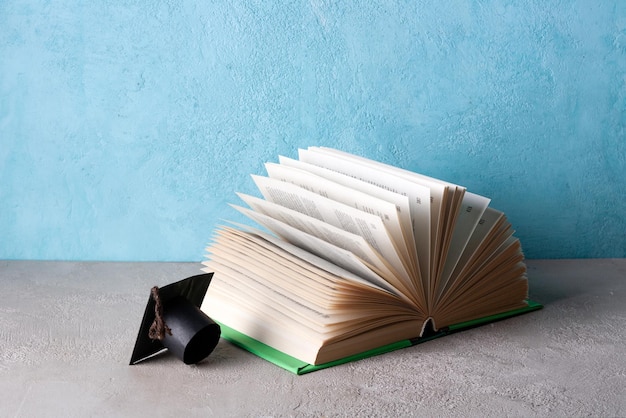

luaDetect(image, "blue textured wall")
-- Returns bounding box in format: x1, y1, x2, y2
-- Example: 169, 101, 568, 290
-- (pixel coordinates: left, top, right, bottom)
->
1, 1, 625, 261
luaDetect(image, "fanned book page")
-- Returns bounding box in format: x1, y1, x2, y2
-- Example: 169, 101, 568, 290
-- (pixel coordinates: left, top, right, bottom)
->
201, 147, 541, 373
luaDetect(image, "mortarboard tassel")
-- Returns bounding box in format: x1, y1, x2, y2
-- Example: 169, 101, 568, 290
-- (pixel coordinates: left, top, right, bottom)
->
148, 286, 172, 341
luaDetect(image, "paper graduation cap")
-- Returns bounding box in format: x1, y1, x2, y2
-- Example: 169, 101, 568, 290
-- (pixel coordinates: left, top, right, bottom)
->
129, 273, 221, 365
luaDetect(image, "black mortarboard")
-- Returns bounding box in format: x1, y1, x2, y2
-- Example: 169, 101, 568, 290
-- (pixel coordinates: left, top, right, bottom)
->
129, 273, 221, 365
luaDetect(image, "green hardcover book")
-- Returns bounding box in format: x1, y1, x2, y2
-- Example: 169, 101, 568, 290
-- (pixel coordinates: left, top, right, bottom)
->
216, 301, 542, 375
201, 148, 541, 373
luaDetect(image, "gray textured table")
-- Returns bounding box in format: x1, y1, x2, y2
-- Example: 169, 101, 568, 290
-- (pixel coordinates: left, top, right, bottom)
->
1, 259, 625, 417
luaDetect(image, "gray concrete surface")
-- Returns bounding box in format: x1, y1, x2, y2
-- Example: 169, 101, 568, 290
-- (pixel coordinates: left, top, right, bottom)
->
1, 259, 625, 417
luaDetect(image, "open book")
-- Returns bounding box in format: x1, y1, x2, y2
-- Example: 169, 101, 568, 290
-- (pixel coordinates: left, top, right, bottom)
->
200, 147, 541, 374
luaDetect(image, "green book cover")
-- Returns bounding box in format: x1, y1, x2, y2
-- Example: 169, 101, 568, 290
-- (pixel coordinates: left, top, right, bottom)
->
217, 300, 543, 375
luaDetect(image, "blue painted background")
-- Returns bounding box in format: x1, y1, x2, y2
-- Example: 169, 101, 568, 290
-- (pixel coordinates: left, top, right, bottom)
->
1, 1, 625, 261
